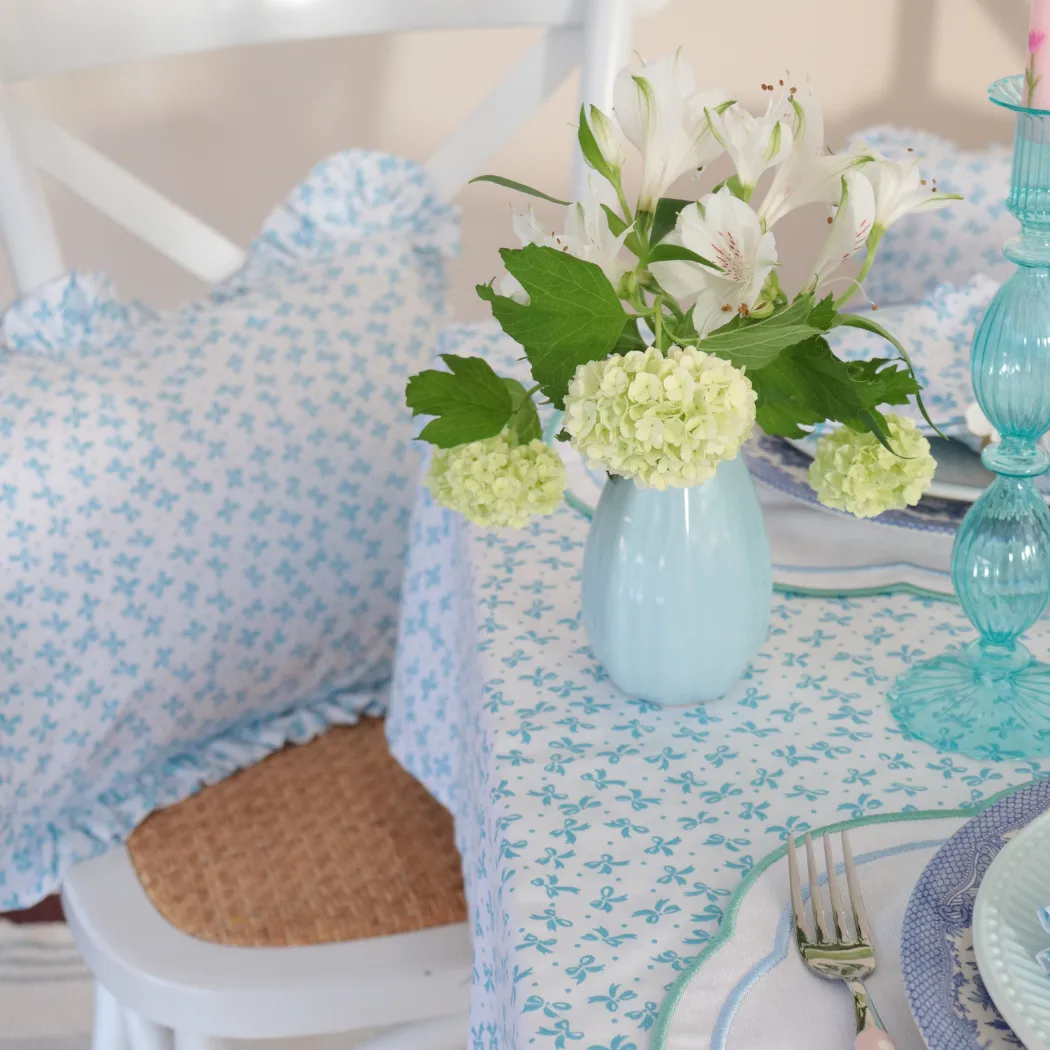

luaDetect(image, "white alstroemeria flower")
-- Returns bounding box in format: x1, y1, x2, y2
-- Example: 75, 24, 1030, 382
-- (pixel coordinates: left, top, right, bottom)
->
613, 52, 729, 211
782, 79, 825, 154
650, 186, 778, 334
758, 147, 875, 229
499, 208, 550, 302
563, 175, 633, 284
756, 79, 874, 229
585, 105, 627, 173
705, 100, 793, 196
499, 176, 631, 303
861, 151, 963, 234
810, 172, 876, 290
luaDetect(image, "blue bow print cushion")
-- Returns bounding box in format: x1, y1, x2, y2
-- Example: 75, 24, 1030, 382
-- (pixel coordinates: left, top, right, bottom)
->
0, 149, 458, 906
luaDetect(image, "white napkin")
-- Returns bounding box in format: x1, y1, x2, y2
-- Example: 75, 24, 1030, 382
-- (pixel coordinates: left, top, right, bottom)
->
659, 815, 968, 1050
759, 487, 951, 595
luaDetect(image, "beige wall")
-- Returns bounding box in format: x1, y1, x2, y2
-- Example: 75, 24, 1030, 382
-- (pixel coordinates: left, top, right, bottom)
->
0, 0, 1027, 319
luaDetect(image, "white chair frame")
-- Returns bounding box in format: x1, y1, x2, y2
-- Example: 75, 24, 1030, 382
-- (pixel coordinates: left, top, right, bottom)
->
0, 0, 663, 298
1, 2, 668, 1048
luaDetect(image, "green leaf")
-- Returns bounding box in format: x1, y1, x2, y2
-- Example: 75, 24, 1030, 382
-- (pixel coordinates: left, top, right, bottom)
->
751, 337, 853, 436
844, 358, 920, 406
750, 336, 920, 448
469, 174, 570, 206
646, 243, 721, 271
577, 104, 614, 183
614, 317, 649, 353
755, 393, 824, 438
808, 294, 837, 331
674, 305, 700, 345
698, 322, 822, 370
478, 244, 628, 409
406, 354, 514, 448
856, 407, 896, 453
503, 377, 543, 444
601, 204, 628, 237
831, 312, 945, 437
762, 294, 817, 328
650, 198, 691, 245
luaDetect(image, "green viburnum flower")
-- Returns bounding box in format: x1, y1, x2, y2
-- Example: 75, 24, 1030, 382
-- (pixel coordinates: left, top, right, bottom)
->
427, 432, 566, 529
563, 345, 757, 489
808, 415, 936, 518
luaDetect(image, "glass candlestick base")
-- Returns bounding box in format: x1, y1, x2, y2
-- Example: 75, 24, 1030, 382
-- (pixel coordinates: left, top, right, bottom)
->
890, 641, 1050, 760
887, 74, 1050, 760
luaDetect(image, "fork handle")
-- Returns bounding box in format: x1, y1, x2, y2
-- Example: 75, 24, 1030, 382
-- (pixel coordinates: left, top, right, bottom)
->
846, 979, 897, 1050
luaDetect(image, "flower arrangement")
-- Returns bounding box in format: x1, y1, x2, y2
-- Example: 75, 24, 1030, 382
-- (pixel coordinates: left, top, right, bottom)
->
406, 53, 958, 527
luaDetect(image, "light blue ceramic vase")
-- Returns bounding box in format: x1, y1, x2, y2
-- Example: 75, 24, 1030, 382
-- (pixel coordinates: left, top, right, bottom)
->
580, 455, 772, 706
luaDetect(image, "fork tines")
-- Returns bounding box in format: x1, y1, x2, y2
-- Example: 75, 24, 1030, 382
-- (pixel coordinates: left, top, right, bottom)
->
787, 830, 871, 948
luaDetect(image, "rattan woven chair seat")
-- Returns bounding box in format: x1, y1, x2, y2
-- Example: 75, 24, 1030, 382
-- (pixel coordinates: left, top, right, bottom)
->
126, 718, 467, 947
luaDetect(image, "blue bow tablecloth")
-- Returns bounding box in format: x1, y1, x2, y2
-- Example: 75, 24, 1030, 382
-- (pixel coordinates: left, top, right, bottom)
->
386, 343, 1050, 1050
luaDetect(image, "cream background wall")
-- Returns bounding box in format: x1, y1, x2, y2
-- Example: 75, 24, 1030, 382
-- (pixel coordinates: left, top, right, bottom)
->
0, 0, 1029, 319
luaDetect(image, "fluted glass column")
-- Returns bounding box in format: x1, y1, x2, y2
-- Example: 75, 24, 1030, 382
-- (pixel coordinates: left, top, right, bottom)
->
888, 76, 1050, 760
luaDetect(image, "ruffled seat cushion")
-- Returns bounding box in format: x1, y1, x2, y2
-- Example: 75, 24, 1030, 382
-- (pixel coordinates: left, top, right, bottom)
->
0, 150, 458, 907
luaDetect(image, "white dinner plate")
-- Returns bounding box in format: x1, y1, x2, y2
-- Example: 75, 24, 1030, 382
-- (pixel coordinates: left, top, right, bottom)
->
974, 804, 1050, 1050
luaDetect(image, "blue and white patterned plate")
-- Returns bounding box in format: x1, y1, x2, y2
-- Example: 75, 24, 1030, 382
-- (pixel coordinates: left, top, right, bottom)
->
901, 776, 1050, 1050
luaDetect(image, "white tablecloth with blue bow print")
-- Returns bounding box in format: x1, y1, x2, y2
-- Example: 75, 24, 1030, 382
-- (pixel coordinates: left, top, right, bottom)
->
386, 340, 1050, 1050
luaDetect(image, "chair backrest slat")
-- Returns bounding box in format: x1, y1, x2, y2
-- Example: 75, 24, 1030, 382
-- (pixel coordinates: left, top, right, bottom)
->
0, 0, 663, 300
425, 26, 583, 204
0, 0, 597, 83
11, 100, 247, 284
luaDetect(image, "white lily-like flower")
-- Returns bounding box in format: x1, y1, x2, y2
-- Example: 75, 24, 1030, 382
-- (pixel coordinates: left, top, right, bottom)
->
499, 176, 632, 303
809, 172, 876, 290
650, 185, 778, 334
861, 151, 963, 235
613, 52, 729, 211
757, 146, 875, 229
755, 79, 875, 229
705, 99, 793, 197
781, 79, 825, 154
584, 105, 627, 174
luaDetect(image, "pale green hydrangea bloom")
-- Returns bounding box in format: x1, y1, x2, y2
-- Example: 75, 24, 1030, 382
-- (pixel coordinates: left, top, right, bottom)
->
808, 415, 936, 518
563, 345, 757, 489
427, 433, 566, 529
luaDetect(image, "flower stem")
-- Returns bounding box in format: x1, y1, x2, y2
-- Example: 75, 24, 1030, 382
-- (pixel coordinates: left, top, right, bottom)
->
653, 296, 666, 350
611, 173, 634, 228
835, 227, 884, 310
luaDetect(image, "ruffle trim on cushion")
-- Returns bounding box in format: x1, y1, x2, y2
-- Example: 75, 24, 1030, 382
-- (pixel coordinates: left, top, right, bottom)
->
1, 683, 388, 909
1, 271, 154, 358
248, 148, 461, 267
848, 125, 1013, 165
0, 150, 459, 355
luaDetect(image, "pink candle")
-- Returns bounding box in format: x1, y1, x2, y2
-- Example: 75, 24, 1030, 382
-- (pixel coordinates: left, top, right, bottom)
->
1027, 1, 1050, 108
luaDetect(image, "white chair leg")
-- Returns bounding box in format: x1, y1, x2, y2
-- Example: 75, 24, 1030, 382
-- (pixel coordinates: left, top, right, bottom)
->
124, 1008, 173, 1050
93, 983, 129, 1050
355, 1012, 469, 1050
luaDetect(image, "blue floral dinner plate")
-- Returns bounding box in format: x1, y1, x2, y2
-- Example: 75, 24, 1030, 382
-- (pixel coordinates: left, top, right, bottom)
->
901, 776, 1050, 1050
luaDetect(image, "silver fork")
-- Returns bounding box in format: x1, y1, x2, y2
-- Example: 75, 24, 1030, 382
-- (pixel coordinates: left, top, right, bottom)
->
787, 830, 898, 1050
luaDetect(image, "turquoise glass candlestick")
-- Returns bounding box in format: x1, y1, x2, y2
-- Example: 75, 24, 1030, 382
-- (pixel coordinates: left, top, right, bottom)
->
889, 75, 1050, 759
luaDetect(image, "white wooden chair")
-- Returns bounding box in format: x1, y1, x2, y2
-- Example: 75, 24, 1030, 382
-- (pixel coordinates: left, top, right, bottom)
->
0, 2, 667, 1049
